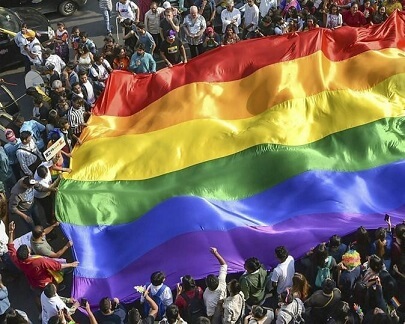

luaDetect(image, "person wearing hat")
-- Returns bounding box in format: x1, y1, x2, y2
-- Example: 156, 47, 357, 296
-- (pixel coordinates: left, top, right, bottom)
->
337, 250, 361, 301
9, 176, 46, 238
24, 29, 43, 67
162, 1, 181, 15
4, 129, 22, 183
183, 6, 207, 57
202, 26, 220, 50
160, 30, 188, 67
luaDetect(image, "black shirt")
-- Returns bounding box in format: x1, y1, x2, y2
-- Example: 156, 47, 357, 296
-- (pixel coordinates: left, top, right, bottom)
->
160, 17, 180, 38
160, 38, 184, 64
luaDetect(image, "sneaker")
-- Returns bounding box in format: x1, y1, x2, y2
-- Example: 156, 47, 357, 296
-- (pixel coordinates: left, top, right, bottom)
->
107, 32, 112, 37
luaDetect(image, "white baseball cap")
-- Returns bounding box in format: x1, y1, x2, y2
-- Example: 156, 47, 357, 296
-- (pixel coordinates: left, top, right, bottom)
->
163, 1, 172, 9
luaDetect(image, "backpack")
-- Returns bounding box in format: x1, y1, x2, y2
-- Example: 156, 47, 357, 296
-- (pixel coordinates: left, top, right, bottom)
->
90, 62, 110, 81
180, 288, 206, 324
144, 284, 167, 320
315, 256, 332, 288
17, 148, 43, 174
282, 299, 305, 324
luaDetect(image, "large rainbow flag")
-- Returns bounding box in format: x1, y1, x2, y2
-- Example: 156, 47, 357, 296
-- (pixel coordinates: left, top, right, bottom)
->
57, 11, 405, 304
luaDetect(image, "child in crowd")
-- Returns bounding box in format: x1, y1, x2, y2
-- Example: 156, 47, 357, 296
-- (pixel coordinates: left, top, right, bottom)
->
70, 26, 81, 57
54, 22, 70, 63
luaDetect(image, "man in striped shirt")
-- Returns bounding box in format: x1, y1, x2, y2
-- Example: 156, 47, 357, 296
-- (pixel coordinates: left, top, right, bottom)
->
16, 131, 44, 177
67, 97, 87, 138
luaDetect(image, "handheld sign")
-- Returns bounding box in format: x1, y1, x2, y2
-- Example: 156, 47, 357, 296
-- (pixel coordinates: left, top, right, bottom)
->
43, 137, 65, 161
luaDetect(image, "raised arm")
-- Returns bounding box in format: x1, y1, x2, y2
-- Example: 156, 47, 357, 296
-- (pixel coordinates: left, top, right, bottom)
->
210, 247, 226, 265
85, 301, 98, 324
144, 288, 158, 319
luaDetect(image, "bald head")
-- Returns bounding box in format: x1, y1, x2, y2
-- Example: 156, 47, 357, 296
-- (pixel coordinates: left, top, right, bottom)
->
190, 5, 198, 17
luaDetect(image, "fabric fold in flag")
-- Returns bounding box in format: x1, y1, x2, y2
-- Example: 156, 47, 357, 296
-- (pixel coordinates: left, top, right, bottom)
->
56, 11, 405, 305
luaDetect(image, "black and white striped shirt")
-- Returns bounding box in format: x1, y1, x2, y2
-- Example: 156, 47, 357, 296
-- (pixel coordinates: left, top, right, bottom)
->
67, 106, 86, 135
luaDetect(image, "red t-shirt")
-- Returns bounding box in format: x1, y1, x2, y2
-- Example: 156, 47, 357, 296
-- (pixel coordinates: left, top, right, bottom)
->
175, 287, 204, 311
8, 243, 62, 288
343, 10, 367, 26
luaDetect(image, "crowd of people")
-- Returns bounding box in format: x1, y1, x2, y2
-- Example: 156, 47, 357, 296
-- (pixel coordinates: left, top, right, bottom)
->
0, 0, 404, 322
9, 0, 405, 77
70, 229, 405, 324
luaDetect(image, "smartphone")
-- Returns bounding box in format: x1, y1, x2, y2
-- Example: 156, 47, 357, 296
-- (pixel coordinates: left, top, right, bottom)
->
385, 214, 390, 222
80, 298, 87, 307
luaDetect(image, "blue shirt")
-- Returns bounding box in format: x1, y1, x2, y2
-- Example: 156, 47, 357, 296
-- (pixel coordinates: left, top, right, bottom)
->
0, 287, 10, 315
4, 139, 21, 165
138, 31, 156, 54
129, 52, 156, 74
20, 120, 46, 151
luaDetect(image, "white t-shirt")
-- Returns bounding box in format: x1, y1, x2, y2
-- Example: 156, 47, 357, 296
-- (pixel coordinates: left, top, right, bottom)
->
116, 1, 138, 21
41, 293, 68, 324
271, 255, 295, 294
259, 0, 277, 16
13, 232, 32, 250
0, 220, 8, 256
83, 81, 96, 105
221, 8, 241, 32
90, 59, 111, 82
140, 283, 173, 306
27, 38, 43, 65
46, 54, 66, 75
34, 161, 53, 199
203, 264, 228, 316
243, 4, 259, 31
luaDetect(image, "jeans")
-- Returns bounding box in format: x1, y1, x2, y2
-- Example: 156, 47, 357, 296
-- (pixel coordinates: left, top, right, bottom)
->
189, 43, 204, 58
102, 8, 112, 33
151, 33, 161, 55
